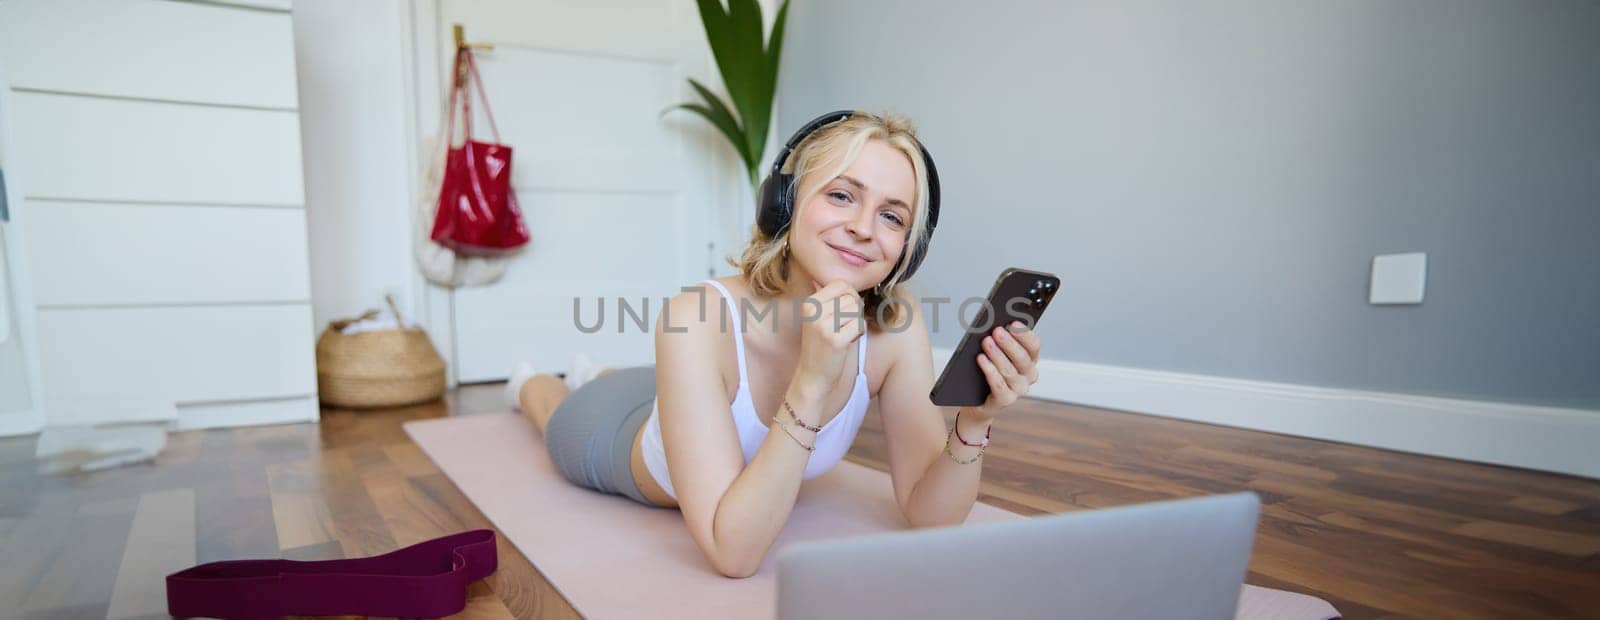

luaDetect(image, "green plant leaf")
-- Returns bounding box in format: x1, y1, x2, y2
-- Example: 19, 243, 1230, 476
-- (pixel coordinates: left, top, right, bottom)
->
665, 78, 756, 177
699, 1, 762, 149
695, 0, 744, 113
725, 0, 766, 155
767, 0, 790, 94
691, 79, 758, 179
750, 0, 789, 165
678, 0, 787, 188
665, 102, 748, 167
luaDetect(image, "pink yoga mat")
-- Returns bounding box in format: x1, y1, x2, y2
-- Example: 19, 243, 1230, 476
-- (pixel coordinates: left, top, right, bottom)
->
404, 413, 1339, 620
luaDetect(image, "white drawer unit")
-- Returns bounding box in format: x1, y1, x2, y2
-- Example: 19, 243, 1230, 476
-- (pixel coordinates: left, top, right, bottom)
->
10, 91, 305, 206
25, 201, 312, 307
0, 0, 298, 108
0, 0, 315, 431
37, 305, 317, 420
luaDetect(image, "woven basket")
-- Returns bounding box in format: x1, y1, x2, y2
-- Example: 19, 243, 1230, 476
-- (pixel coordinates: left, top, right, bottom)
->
316, 296, 446, 409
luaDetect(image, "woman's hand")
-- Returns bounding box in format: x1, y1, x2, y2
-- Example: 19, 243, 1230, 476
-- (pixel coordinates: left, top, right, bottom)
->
792, 278, 865, 395
969, 320, 1041, 421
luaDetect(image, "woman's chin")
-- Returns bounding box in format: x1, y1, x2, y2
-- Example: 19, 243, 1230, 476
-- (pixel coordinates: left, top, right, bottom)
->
828, 270, 868, 289
799, 258, 875, 290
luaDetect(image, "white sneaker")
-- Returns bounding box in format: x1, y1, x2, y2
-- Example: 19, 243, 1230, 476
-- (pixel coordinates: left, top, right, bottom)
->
564, 353, 603, 392
504, 361, 542, 411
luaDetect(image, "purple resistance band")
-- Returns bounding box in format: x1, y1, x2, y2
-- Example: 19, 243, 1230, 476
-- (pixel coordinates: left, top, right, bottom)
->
166, 529, 497, 619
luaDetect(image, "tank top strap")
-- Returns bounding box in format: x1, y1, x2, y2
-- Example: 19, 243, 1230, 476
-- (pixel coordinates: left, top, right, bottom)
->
857, 323, 867, 374
699, 279, 749, 387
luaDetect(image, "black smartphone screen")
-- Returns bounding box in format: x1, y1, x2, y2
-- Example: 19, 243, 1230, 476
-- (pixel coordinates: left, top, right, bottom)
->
929, 268, 1060, 407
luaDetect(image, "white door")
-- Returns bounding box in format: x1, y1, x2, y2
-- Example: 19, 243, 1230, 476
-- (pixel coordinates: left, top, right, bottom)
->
422, 1, 730, 382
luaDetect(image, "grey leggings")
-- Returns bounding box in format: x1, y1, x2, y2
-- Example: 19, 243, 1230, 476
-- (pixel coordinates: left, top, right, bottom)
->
544, 365, 658, 507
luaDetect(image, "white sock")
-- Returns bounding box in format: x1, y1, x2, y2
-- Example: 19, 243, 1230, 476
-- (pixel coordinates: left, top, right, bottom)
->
564, 353, 603, 392
504, 361, 541, 411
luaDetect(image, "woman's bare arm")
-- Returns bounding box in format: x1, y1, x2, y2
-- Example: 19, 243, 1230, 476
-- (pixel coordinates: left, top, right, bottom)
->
654, 286, 824, 578
876, 288, 987, 528
877, 284, 1043, 528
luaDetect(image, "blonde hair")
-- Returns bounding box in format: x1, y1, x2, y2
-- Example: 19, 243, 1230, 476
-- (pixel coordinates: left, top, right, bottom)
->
725, 110, 932, 331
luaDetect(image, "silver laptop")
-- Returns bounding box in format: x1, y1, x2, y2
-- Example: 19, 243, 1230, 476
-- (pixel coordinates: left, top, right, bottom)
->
776, 491, 1261, 620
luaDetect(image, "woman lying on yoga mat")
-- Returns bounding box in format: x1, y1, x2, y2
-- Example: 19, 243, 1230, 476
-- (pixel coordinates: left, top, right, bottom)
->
505, 110, 1042, 579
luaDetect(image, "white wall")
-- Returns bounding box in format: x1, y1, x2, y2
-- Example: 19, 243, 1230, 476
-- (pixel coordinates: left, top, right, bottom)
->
292, 1, 417, 331
782, 0, 1600, 411
782, 0, 1600, 477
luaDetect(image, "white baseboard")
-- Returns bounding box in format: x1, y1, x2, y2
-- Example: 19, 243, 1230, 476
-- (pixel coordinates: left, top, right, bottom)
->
16, 395, 317, 436
43, 397, 179, 427
175, 394, 319, 431
932, 348, 1600, 479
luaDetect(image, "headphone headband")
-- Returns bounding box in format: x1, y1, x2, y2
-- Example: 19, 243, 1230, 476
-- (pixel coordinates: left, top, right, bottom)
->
767, 110, 855, 177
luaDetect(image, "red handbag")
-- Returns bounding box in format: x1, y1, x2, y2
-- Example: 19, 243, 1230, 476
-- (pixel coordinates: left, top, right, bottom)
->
429, 48, 530, 256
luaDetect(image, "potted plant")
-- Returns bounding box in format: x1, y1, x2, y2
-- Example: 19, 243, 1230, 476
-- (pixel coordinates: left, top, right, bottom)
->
665, 0, 792, 189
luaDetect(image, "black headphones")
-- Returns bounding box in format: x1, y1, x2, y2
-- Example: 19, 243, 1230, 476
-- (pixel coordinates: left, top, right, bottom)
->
756, 110, 942, 287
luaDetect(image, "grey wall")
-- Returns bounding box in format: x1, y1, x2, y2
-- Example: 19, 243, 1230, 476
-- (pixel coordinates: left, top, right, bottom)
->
778, 0, 1600, 410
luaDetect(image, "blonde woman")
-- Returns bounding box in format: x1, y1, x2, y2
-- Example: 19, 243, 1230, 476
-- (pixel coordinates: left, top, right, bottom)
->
505, 110, 1042, 578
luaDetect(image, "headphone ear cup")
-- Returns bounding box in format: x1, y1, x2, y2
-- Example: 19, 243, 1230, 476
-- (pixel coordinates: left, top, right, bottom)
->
756, 171, 792, 237
907, 243, 926, 281
900, 234, 929, 282
876, 230, 927, 292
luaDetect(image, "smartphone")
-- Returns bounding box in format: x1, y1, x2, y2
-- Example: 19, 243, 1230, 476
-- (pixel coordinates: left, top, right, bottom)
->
929, 267, 1060, 407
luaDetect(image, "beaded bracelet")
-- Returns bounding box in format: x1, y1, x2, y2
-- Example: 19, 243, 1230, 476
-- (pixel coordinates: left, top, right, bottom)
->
943, 431, 985, 465
782, 399, 822, 432
772, 408, 815, 452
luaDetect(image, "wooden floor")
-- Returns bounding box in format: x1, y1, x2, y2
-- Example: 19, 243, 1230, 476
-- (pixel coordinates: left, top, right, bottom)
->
1, 385, 1597, 619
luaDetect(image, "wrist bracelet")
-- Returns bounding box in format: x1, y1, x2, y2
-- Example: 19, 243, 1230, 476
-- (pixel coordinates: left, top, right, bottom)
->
772, 408, 815, 452
782, 399, 822, 432
943, 432, 984, 465
954, 409, 992, 448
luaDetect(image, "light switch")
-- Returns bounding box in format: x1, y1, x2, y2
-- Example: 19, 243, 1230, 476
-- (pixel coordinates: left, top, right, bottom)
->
1370, 252, 1427, 305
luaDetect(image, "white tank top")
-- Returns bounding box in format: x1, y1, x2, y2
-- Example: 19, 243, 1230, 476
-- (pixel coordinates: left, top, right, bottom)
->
640, 279, 870, 501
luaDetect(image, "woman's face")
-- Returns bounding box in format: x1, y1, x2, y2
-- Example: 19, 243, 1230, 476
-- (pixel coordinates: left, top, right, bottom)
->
789, 139, 917, 293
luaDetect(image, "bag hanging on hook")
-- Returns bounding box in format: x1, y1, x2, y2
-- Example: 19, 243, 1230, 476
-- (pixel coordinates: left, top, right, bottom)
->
428, 47, 530, 256
415, 129, 512, 287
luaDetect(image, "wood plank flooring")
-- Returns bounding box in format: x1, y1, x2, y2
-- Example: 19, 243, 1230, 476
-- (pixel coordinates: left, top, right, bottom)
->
0, 384, 1595, 619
